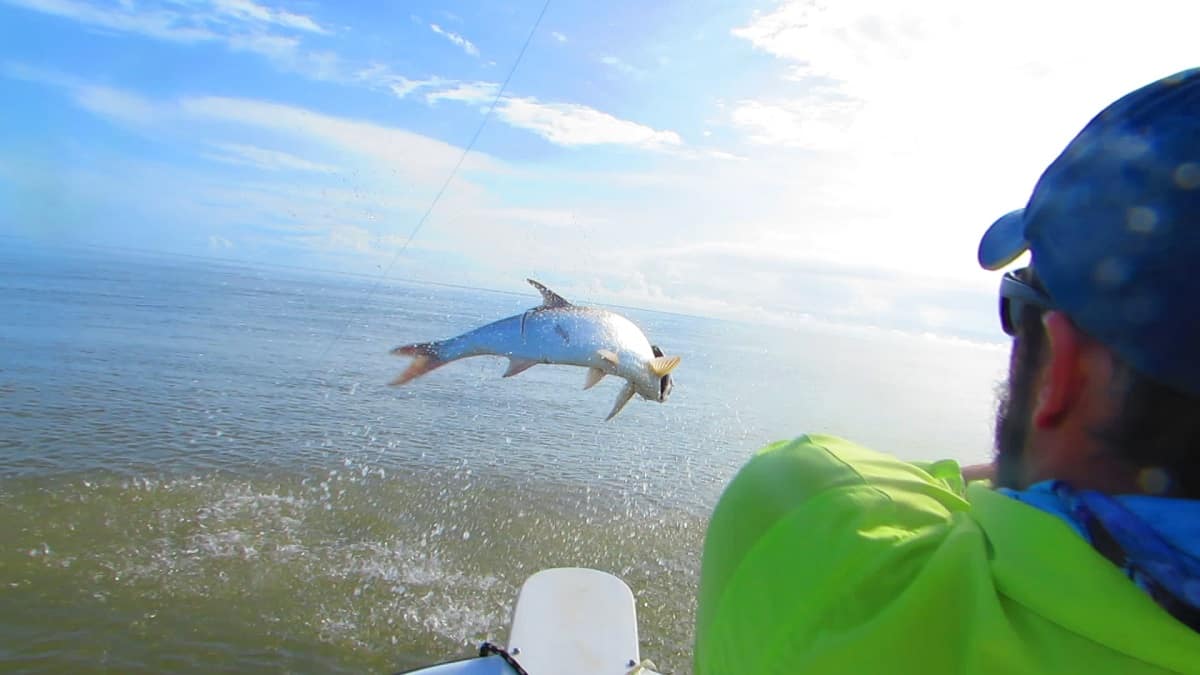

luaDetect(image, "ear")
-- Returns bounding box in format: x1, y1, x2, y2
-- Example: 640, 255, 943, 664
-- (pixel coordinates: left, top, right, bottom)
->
1032, 311, 1086, 429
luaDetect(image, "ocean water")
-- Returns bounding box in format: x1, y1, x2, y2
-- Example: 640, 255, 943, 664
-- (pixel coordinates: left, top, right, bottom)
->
0, 245, 1009, 673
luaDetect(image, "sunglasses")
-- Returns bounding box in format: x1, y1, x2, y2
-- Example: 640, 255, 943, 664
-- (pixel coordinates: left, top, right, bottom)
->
999, 268, 1055, 336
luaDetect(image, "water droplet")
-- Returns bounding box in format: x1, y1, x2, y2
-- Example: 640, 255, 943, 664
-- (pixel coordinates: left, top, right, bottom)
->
1174, 162, 1200, 190
1125, 206, 1158, 234
1111, 133, 1152, 159
462, 531, 471, 541
1092, 257, 1131, 287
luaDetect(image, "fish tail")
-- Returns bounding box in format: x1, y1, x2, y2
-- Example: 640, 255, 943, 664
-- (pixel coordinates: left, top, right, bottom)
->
389, 342, 448, 385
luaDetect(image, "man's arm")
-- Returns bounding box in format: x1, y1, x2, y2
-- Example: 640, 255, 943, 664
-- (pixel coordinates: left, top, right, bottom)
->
961, 462, 996, 483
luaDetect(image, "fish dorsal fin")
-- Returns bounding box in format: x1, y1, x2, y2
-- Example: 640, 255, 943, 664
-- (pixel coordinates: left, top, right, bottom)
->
597, 349, 619, 366
584, 367, 606, 390
605, 381, 636, 421
649, 355, 680, 376
527, 279, 571, 308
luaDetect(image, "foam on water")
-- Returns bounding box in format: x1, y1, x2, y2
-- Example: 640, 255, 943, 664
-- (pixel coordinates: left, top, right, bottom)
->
1, 460, 705, 672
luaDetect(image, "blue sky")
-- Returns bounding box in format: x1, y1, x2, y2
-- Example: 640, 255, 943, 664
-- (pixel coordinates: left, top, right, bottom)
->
2, 0, 1199, 340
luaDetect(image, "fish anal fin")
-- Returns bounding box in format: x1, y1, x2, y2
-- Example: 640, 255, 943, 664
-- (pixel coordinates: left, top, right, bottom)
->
649, 355, 680, 376
527, 279, 571, 308
584, 367, 606, 390
597, 349, 619, 366
503, 358, 539, 378
605, 381, 636, 421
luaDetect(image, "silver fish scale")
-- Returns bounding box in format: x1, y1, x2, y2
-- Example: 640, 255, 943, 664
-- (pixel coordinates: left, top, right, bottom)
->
526, 307, 653, 366
449, 306, 653, 374
390, 280, 677, 419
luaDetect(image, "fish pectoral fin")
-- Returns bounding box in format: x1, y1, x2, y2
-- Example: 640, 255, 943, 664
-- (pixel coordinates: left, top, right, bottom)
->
527, 279, 572, 308
597, 349, 620, 366
605, 381, 636, 421
648, 355, 681, 376
583, 367, 606, 390
502, 358, 539, 378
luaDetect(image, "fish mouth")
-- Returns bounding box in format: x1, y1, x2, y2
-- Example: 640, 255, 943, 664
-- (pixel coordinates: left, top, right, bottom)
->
652, 344, 673, 402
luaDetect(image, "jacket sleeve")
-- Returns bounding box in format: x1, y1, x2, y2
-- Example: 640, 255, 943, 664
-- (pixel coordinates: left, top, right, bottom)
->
694, 434, 972, 674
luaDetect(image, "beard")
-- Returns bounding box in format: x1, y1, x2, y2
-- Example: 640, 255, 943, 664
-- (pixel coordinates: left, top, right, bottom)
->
993, 334, 1042, 489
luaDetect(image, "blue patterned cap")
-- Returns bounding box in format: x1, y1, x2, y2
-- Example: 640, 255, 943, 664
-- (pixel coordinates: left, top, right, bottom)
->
979, 68, 1200, 396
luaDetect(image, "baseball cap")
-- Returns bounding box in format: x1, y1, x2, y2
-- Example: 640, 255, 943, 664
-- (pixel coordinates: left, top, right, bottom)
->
978, 67, 1200, 397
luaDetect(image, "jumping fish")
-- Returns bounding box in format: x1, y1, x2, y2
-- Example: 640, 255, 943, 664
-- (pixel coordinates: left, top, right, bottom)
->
390, 279, 680, 420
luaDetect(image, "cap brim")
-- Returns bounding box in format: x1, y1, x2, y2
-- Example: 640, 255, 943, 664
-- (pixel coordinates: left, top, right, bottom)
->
978, 209, 1030, 270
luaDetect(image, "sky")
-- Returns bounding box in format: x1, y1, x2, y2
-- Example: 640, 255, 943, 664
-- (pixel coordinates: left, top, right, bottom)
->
2, 0, 1199, 341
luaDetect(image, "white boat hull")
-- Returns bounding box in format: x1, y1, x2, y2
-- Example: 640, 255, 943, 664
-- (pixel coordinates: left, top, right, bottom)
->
403, 568, 659, 675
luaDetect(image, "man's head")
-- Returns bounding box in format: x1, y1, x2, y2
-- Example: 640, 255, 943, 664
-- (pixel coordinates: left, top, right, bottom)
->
979, 68, 1200, 497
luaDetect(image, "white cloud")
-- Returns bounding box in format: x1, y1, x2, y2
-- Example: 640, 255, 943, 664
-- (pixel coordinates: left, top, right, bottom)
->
385, 76, 686, 151
313, 223, 376, 254
1, 0, 210, 41
6, 66, 505, 186
6, 0, 510, 101
2, 0, 327, 41
730, 0, 1200, 155
425, 81, 499, 105
226, 32, 300, 59
1, 0, 335, 81
3, 65, 164, 125
203, 142, 339, 173
496, 97, 682, 149
604, 234, 999, 335
38, 1, 1200, 334
209, 0, 327, 34
705, 149, 745, 161
178, 96, 503, 179
5, 59, 1002, 334
551, 31, 567, 43
377, 74, 444, 99
6, 2, 686, 156
208, 235, 234, 250
722, 0, 1200, 284
429, 23, 479, 57
73, 84, 160, 125
599, 55, 643, 77
730, 95, 861, 150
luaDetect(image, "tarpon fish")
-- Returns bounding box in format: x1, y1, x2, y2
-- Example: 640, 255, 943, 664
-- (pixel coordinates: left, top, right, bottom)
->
390, 279, 680, 420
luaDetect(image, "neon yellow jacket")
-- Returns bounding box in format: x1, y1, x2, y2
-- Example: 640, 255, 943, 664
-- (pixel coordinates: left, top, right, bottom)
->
695, 435, 1200, 674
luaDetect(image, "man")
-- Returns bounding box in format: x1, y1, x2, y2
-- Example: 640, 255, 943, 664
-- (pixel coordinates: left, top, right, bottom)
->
695, 68, 1200, 673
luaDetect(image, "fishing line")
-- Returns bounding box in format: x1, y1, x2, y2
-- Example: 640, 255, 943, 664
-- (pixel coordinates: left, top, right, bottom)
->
311, 0, 554, 375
